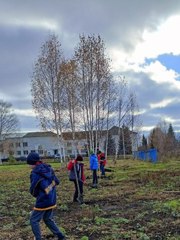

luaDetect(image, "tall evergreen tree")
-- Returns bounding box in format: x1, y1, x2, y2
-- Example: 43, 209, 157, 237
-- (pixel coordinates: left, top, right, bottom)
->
142, 134, 147, 150
166, 123, 176, 155
167, 123, 176, 140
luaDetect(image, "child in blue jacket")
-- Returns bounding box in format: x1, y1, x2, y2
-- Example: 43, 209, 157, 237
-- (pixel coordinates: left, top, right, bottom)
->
89, 150, 99, 188
27, 152, 65, 240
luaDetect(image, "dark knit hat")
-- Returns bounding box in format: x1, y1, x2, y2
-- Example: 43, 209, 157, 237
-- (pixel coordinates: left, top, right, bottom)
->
76, 154, 83, 161
27, 152, 40, 165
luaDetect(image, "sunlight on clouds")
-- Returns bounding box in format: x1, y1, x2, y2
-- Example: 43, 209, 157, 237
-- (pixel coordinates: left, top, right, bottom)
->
142, 117, 176, 133
108, 48, 129, 72
132, 15, 180, 63
163, 116, 176, 123
0, 91, 33, 106
150, 98, 176, 109
150, 113, 176, 124
109, 14, 180, 74
7, 18, 58, 30
142, 126, 154, 132
108, 46, 140, 72
143, 61, 180, 88
14, 109, 36, 117
108, 47, 144, 74
138, 109, 147, 115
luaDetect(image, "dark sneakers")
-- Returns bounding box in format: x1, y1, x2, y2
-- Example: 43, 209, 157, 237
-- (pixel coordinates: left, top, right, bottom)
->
73, 198, 84, 204
42, 234, 66, 240
73, 194, 84, 204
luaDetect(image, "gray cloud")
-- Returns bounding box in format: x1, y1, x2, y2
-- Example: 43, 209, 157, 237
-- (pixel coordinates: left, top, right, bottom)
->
0, 0, 180, 133
120, 69, 180, 132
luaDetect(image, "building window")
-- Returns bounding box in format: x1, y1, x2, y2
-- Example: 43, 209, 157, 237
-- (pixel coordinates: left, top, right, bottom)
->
54, 149, 58, 155
38, 150, 43, 155
17, 151, 21, 155
23, 142, 28, 147
67, 142, 72, 148
61, 148, 64, 155
67, 150, 72, 155
23, 150, 28, 155
16, 142, 21, 147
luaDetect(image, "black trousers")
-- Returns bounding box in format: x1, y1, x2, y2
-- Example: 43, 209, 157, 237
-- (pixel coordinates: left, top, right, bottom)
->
73, 180, 83, 201
92, 169, 98, 185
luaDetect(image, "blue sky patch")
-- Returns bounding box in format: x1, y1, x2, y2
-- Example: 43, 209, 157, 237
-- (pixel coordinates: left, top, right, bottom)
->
145, 53, 180, 73
158, 54, 180, 73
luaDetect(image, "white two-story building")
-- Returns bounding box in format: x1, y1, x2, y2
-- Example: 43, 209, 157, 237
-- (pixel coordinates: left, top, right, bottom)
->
0, 126, 138, 161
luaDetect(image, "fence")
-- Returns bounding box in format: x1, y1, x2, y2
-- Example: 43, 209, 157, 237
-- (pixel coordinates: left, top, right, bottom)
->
133, 148, 158, 163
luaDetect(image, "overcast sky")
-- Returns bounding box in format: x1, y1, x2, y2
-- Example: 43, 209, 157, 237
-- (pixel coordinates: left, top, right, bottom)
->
0, 0, 180, 136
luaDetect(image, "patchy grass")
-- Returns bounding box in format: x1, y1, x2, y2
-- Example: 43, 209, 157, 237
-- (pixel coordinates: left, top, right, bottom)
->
0, 158, 180, 239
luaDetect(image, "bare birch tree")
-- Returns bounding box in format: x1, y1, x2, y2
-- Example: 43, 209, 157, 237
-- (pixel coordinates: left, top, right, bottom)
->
104, 76, 117, 158
31, 34, 66, 161
127, 92, 142, 155
74, 34, 112, 153
61, 60, 80, 156
0, 100, 19, 162
113, 77, 132, 161
0, 100, 19, 139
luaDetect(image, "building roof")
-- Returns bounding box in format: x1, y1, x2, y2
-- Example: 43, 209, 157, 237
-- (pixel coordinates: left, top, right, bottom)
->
109, 126, 119, 135
1, 126, 136, 142
61, 128, 118, 140
61, 126, 122, 140
0, 132, 27, 140
23, 131, 57, 138
62, 131, 87, 140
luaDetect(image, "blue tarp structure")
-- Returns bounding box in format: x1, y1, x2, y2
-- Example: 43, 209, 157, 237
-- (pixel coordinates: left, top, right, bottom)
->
133, 148, 158, 163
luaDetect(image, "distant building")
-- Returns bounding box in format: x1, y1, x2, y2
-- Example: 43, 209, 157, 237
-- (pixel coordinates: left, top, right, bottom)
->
0, 126, 138, 161
0, 132, 60, 160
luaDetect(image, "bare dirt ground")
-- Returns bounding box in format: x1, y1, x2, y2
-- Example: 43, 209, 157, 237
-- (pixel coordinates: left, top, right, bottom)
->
0, 159, 179, 240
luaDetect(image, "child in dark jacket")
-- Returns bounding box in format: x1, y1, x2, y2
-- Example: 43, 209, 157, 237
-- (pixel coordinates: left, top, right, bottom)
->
67, 154, 85, 204
27, 152, 65, 240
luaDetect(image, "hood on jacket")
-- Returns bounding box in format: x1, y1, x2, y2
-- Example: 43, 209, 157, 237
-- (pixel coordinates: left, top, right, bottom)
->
33, 163, 53, 179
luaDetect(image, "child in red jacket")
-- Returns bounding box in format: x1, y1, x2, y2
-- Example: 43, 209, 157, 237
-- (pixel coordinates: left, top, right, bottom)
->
67, 155, 85, 204
99, 152, 107, 178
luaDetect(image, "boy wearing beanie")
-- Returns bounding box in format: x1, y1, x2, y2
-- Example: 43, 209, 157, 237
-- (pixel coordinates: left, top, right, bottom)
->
27, 152, 65, 240
67, 154, 85, 204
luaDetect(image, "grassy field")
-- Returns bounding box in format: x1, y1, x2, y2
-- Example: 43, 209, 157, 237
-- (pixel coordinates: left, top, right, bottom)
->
0, 158, 179, 240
